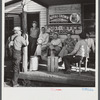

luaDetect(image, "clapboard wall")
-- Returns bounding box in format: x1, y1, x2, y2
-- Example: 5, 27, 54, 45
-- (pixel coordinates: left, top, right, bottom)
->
5, 14, 21, 27
5, 2, 22, 27
27, 1, 47, 28
5, 1, 47, 28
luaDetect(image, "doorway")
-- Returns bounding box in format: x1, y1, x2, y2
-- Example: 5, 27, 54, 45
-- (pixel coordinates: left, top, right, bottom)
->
27, 12, 40, 35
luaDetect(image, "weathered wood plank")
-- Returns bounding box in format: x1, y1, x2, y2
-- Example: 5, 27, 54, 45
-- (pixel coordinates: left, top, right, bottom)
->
19, 71, 95, 87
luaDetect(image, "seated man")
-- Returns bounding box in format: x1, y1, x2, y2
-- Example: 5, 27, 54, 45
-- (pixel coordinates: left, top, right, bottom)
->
48, 32, 62, 56
85, 32, 95, 53
62, 33, 90, 74
35, 27, 49, 57
58, 32, 76, 65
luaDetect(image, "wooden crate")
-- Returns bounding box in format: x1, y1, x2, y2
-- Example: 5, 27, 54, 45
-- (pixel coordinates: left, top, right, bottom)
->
47, 56, 58, 72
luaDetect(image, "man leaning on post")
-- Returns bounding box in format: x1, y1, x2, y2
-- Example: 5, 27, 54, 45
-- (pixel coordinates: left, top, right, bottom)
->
11, 27, 29, 87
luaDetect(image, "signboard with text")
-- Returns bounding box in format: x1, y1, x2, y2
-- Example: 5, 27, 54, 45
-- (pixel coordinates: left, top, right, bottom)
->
49, 13, 81, 24
47, 25, 82, 35
48, 4, 82, 34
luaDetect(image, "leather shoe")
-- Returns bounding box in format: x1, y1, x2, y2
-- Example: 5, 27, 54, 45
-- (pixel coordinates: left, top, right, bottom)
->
64, 69, 71, 74
13, 84, 20, 87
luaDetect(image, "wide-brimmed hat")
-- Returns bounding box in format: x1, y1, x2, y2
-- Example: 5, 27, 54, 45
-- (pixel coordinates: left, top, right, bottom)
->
13, 27, 22, 31
53, 32, 59, 36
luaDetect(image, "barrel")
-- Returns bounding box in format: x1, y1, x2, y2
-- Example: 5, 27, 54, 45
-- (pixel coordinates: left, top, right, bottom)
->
29, 56, 38, 71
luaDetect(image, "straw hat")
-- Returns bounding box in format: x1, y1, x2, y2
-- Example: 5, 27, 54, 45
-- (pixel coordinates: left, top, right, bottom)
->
13, 27, 22, 31
53, 32, 59, 36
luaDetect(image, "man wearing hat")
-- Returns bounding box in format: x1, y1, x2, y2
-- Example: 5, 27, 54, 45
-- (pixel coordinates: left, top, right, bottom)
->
11, 26, 29, 87
48, 32, 62, 56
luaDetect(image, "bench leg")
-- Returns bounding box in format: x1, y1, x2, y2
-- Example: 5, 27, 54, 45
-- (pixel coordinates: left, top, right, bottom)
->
85, 58, 88, 72
79, 61, 82, 75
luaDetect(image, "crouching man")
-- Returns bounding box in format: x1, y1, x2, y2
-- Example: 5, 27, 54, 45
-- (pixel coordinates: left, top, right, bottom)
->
11, 27, 29, 87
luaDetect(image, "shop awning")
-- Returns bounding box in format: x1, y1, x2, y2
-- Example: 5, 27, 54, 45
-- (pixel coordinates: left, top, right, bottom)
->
5, 0, 95, 7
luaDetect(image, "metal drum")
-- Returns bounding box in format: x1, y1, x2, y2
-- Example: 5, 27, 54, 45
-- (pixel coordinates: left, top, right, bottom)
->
29, 56, 38, 71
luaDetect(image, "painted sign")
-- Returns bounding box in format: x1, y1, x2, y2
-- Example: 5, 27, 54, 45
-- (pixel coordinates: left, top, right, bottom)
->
49, 4, 81, 14
48, 4, 82, 34
47, 25, 82, 35
49, 13, 81, 24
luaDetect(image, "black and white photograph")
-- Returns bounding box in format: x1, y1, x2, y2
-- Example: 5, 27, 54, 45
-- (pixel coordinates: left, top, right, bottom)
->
2, 0, 98, 99
4, 0, 96, 87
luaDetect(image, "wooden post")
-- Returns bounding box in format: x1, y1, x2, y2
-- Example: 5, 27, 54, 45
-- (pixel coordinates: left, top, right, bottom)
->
54, 57, 58, 72
51, 57, 55, 72
22, 0, 28, 72
47, 57, 51, 71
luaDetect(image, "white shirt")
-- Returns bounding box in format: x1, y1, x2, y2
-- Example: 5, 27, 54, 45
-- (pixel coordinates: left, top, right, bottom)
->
51, 38, 62, 47
85, 38, 95, 52
38, 32, 49, 45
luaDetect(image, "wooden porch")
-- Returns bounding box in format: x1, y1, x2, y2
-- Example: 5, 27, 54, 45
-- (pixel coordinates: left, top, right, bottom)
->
4, 60, 95, 87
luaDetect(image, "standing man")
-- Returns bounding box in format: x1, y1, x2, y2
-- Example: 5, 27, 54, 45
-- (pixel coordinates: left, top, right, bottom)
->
12, 27, 29, 87
29, 21, 39, 56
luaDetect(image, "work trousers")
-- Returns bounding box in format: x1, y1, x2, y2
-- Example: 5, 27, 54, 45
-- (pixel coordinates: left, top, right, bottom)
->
59, 46, 68, 57
12, 49, 21, 86
48, 46, 61, 56
59, 46, 74, 58
63, 55, 82, 71
29, 36, 37, 56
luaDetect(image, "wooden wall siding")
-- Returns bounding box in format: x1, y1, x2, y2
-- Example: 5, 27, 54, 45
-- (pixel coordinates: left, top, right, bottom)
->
27, 1, 47, 28
49, 4, 81, 14
5, 1, 47, 28
5, 2, 22, 13
6, 15, 21, 27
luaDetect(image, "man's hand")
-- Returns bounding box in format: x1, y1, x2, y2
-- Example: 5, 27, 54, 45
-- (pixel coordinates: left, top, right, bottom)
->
37, 43, 42, 45
25, 34, 28, 39
25, 34, 29, 45
65, 45, 68, 48
47, 43, 51, 46
67, 54, 71, 56
49, 45, 54, 50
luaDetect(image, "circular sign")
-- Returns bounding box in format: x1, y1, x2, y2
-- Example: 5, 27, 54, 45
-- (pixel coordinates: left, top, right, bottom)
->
70, 13, 80, 23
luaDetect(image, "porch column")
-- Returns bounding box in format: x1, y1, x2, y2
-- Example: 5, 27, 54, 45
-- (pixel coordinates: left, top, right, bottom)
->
22, 0, 28, 72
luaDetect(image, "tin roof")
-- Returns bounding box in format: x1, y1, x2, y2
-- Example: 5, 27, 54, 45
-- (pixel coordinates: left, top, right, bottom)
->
5, 0, 95, 7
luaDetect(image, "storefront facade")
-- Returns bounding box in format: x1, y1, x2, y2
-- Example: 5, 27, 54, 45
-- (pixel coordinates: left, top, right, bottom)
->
5, 1, 47, 43
4, 0, 96, 87
5, 0, 95, 42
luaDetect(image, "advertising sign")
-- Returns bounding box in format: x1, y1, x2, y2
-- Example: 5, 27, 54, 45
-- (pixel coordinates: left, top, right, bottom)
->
48, 25, 82, 35
49, 13, 81, 24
